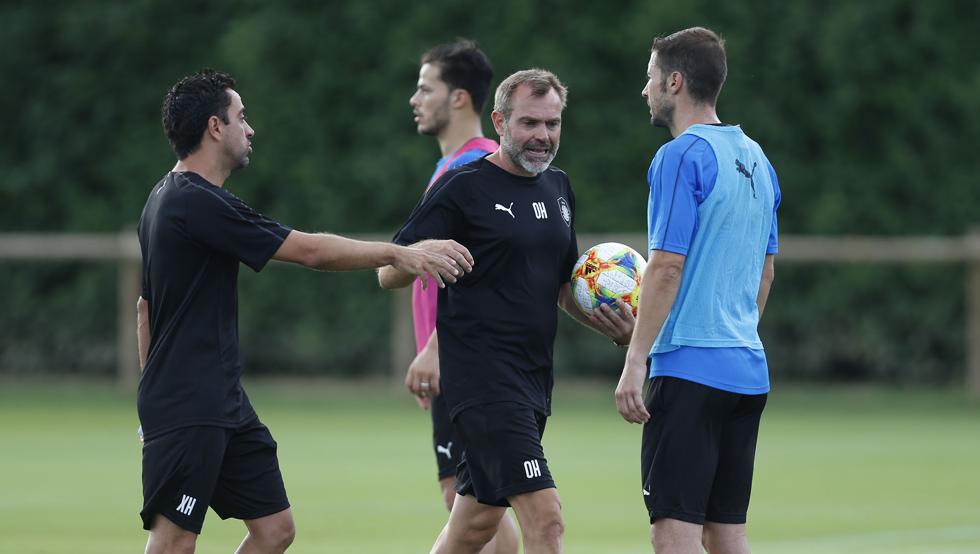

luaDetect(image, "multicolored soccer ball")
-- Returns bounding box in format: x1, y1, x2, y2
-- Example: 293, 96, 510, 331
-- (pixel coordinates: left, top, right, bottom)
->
571, 242, 647, 316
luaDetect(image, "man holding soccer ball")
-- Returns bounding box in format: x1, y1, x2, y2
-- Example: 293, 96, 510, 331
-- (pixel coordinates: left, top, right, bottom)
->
380, 69, 633, 554
403, 39, 519, 554
615, 28, 780, 554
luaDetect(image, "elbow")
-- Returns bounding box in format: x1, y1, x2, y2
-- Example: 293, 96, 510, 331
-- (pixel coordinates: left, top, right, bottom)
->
298, 241, 326, 270
651, 262, 683, 285
378, 268, 395, 289
377, 266, 407, 289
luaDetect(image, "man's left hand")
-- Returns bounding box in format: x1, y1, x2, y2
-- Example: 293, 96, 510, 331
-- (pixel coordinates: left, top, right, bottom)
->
589, 299, 635, 347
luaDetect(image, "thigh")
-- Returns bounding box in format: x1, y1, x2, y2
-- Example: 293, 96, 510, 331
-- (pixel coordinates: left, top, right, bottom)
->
141, 426, 230, 534
641, 377, 735, 525
705, 393, 767, 524
431, 393, 463, 480
210, 420, 290, 521
446, 492, 509, 531
454, 403, 554, 507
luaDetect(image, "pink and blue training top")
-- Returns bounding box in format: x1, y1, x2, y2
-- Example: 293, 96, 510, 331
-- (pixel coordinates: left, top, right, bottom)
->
412, 137, 498, 353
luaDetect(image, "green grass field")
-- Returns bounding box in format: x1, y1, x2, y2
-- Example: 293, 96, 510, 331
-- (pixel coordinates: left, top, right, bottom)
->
1, 379, 978, 553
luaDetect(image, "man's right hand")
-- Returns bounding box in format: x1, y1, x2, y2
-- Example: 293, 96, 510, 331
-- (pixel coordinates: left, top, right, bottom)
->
392, 240, 474, 289
406, 346, 440, 409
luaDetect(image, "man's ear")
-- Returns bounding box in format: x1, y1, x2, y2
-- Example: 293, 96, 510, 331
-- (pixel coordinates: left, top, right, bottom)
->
668, 71, 684, 95
450, 89, 471, 111
205, 115, 225, 142
490, 110, 506, 135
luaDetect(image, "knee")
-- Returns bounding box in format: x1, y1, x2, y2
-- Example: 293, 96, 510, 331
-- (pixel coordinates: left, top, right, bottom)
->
171, 533, 197, 554
462, 512, 503, 546
276, 519, 297, 549
525, 509, 564, 545
258, 517, 296, 550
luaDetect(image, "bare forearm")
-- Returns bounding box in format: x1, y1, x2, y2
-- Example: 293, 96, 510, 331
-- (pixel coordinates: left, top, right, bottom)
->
756, 255, 775, 319
308, 234, 399, 271
624, 260, 683, 365
137, 297, 149, 372
422, 328, 438, 355
558, 288, 597, 330
273, 230, 400, 271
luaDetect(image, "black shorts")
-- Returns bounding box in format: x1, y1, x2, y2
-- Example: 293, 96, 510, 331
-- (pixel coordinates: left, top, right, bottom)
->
641, 377, 767, 525
454, 402, 556, 507
431, 393, 463, 480
140, 420, 290, 534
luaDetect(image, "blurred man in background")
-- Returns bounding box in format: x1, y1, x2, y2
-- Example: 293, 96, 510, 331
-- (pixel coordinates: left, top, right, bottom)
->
614, 27, 780, 554
380, 68, 633, 554
137, 69, 469, 554
404, 39, 519, 554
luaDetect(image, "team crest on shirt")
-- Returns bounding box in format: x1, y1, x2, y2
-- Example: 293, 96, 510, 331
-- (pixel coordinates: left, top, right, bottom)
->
557, 197, 571, 227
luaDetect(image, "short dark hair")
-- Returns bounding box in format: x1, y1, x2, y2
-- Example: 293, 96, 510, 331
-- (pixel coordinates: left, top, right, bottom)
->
161, 69, 237, 159
651, 27, 727, 105
421, 40, 493, 113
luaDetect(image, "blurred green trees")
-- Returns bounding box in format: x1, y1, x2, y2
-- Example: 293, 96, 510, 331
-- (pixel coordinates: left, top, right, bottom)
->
1, 0, 977, 381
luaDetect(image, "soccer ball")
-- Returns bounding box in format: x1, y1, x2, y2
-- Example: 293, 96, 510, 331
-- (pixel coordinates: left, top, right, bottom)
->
571, 243, 647, 316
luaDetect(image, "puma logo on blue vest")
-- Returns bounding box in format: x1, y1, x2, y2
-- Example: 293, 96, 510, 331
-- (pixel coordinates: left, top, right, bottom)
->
735, 159, 758, 199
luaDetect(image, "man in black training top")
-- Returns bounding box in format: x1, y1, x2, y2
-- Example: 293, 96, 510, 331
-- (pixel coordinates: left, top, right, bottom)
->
379, 69, 634, 554
137, 69, 470, 554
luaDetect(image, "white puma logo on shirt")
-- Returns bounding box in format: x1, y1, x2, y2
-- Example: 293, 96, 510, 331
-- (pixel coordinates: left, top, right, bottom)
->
494, 202, 515, 219
436, 442, 453, 460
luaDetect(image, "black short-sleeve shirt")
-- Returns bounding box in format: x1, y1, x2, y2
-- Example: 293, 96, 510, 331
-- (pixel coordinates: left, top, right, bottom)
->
136, 172, 291, 440
393, 158, 578, 417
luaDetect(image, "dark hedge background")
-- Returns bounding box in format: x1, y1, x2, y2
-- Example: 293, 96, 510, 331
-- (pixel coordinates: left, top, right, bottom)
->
2, 0, 978, 382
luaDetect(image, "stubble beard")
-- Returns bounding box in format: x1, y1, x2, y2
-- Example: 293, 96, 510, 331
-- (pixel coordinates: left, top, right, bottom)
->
502, 128, 558, 175
419, 100, 450, 137
650, 81, 674, 130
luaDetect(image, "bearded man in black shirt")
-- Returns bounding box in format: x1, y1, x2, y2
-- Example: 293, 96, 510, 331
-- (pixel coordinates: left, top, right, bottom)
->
137, 69, 470, 554
380, 69, 634, 554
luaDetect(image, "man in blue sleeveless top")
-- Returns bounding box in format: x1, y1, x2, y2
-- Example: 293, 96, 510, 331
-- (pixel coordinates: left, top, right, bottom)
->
615, 27, 781, 554
405, 40, 518, 553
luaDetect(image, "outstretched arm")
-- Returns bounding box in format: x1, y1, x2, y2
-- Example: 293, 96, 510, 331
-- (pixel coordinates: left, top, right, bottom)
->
274, 231, 470, 288
378, 239, 474, 289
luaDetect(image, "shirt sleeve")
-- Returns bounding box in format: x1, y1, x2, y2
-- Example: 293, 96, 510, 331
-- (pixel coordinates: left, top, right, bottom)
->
393, 172, 465, 245
183, 185, 292, 272
767, 162, 781, 255
647, 136, 716, 256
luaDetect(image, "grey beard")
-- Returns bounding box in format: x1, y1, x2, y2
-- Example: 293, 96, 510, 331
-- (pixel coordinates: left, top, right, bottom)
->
503, 141, 558, 175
